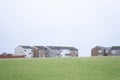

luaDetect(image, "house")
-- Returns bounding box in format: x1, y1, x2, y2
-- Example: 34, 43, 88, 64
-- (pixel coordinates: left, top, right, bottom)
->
14, 45, 79, 58
33, 46, 48, 58
14, 45, 33, 58
91, 46, 120, 56
111, 46, 120, 56
91, 46, 111, 56
46, 46, 78, 57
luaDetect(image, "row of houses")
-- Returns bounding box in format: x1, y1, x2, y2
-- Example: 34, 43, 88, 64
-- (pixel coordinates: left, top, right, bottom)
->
91, 46, 120, 56
14, 45, 78, 58
1, 45, 119, 58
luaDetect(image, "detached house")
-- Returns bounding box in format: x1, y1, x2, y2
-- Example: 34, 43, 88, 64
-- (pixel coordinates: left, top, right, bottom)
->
91, 46, 111, 56
33, 46, 48, 58
91, 46, 120, 56
15, 46, 33, 58
46, 46, 78, 57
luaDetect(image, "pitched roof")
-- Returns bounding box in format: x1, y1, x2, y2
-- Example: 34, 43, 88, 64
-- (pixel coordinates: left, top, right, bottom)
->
93, 46, 111, 50
20, 46, 33, 49
104, 47, 111, 50
92, 46, 105, 50
34, 46, 47, 50
47, 46, 78, 50
111, 46, 120, 50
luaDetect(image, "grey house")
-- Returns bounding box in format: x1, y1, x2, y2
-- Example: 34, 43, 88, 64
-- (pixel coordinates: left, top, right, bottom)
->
111, 46, 120, 56
46, 46, 78, 57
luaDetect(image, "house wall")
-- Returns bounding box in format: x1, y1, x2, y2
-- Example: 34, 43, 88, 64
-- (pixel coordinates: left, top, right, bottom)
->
91, 47, 104, 56
46, 47, 57, 57
33, 47, 47, 58
91, 47, 111, 56
39, 49, 46, 57
105, 49, 111, 56
52, 50, 61, 57
111, 50, 120, 56
61, 49, 70, 57
15, 46, 33, 58
15, 46, 25, 55
46, 47, 78, 57
33, 47, 39, 57
70, 50, 78, 57
25, 49, 33, 58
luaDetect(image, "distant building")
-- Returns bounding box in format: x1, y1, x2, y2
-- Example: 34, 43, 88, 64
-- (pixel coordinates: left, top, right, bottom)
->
91, 46, 111, 56
91, 46, 120, 56
15, 45, 79, 58
14, 45, 33, 58
33, 46, 48, 58
46, 46, 78, 57
111, 46, 120, 56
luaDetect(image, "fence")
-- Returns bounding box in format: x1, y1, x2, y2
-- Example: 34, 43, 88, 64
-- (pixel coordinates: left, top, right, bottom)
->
0, 55, 25, 58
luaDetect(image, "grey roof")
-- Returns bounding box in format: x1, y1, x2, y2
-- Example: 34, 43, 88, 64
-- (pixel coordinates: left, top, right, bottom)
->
94, 46, 105, 49
92, 46, 111, 50
94, 46, 111, 50
104, 47, 111, 50
111, 46, 120, 50
47, 46, 78, 50
20, 46, 33, 49
34, 46, 47, 50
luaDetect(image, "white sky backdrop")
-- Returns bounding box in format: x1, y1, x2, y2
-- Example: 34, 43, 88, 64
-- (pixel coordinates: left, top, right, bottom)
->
0, 0, 120, 56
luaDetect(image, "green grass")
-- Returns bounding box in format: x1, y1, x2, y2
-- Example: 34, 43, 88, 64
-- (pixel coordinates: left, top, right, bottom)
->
0, 57, 120, 80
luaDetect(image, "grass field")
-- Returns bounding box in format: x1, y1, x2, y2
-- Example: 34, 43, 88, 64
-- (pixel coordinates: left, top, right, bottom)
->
0, 57, 120, 80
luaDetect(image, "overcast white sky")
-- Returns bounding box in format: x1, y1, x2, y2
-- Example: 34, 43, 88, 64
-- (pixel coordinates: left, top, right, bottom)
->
0, 0, 120, 56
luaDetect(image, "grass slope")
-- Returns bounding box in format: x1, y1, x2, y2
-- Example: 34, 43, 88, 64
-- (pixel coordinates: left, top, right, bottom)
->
0, 57, 120, 80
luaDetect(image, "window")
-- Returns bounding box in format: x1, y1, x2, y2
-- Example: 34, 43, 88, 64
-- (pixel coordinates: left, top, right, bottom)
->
65, 54, 70, 57
98, 50, 102, 53
112, 50, 116, 54
106, 50, 109, 53
112, 50, 120, 54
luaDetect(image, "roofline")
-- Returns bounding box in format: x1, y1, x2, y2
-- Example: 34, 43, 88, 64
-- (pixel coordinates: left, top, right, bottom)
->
47, 46, 78, 50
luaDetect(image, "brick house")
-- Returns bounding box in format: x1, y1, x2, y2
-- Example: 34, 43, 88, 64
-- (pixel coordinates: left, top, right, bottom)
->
33, 46, 48, 58
91, 46, 111, 56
